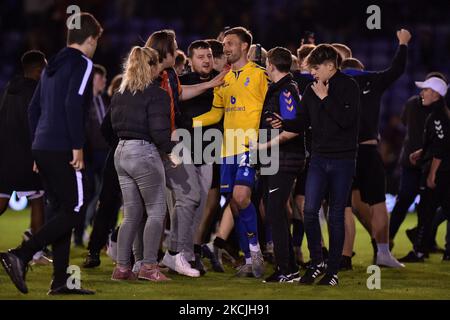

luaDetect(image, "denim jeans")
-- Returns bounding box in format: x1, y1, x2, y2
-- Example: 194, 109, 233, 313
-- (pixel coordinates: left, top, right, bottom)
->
114, 140, 166, 266
304, 154, 356, 275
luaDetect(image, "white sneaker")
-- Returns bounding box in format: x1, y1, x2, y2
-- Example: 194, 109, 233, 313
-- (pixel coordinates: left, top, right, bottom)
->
31, 250, 53, 265
161, 251, 176, 271
174, 252, 200, 277
376, 252, 405, 268
132, 260, 143, 274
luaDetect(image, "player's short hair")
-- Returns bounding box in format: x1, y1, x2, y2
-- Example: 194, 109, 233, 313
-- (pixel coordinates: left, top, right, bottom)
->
145, 29, 177, 63
426, 72, 448, 84
206, 39, 224, 58
224, 27, 253, 50
107, 74, 122, 97
331, 43, 352, 60
21, 50, 46, 73
267, 47, 292, 73
296, 44, 316, 61
341, 58, 365, 70
306, 44, 342, 69
175, 50, 187, 67
66, 12, 103, 45
93, 64, 107, 77
187, 40, 211, 58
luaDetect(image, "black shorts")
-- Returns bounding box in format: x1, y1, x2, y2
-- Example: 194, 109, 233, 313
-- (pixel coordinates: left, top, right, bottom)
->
293, 159, 309, 196
353, 145, 386, 205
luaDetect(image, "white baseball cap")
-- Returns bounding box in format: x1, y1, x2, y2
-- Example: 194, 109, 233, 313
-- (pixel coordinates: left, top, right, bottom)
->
415, 77, 448, 97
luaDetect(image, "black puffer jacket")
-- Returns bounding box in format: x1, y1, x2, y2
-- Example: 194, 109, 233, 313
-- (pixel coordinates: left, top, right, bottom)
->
110, 83, 175, 154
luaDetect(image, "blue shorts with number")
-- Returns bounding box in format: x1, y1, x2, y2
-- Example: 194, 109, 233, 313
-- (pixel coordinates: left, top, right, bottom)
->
220, 152, 256, 194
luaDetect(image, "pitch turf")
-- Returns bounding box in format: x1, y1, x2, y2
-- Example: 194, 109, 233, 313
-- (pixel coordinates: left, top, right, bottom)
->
0, 209, 449, 300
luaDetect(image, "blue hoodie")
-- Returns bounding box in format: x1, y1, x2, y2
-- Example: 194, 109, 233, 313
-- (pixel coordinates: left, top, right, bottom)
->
28, 47, 93, 151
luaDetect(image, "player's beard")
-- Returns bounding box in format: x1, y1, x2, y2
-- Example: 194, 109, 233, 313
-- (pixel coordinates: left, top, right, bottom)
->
226, 52, 240, 64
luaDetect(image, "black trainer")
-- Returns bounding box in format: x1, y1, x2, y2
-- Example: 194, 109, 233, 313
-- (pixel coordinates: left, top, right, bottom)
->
299, 262, 326, 285
442, 251, 450, 261
48, 284, 95, 295
83, 252, 101, 268
287, 270, 301, 282
339, 255, 353, 270
398, 250, 424, 263
201, 244, 224, 272
0, 250, 29, 294
317, 273, 339, 286
192, 253, 206, 276
263, 270, 290, 283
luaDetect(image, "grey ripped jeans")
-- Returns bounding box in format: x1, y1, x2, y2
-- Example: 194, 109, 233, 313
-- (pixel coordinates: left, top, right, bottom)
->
114, 140, 166, 266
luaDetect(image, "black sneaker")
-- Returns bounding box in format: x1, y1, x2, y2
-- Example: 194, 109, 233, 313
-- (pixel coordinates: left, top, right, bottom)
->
83, 252, 101, 268
442, 251, 450, 261
429, 243, 445, 254
48, 284, 95, 295
398, 250, 424, 263
287, 270, 301, 282
202, 244, 224, 272
193, 253, 206, 276
317, 273, 339, 286
262, 270, 291, 283
339, 255, 353, 271
299, 262, 326, 285
0, 250, 29, 294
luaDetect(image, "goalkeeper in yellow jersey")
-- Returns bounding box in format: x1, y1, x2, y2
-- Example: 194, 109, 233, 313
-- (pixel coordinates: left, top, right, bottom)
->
193, 27, 268, 278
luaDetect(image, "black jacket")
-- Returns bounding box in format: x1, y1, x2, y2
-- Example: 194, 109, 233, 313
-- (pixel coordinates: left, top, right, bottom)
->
110, 84, 175, 154
292, 71, 314, 156
29, 47, 93, 151
0, 76, 42, 192
284, 70, 360, 159
260, 74, 305, 172
344, 44, 407, 143
421, 99, 450, 173
179, 71, 220, 163
399, 96, 436, 168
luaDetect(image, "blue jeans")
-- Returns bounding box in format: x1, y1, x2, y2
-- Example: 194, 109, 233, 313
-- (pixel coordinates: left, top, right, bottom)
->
304, 155, 356, 275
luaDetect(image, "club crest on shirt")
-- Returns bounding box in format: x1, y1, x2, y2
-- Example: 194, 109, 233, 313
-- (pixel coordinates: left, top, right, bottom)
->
244, 77, 250, 87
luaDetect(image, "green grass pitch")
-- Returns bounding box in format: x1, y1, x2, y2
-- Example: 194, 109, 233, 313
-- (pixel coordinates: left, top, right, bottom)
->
0, 209, 449, 300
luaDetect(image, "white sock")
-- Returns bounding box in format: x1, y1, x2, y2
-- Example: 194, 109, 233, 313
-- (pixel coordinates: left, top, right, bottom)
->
245, 257, 252, 265
249, 243, 260, 253
32, 250, 43, 260
377, 243, 390, 254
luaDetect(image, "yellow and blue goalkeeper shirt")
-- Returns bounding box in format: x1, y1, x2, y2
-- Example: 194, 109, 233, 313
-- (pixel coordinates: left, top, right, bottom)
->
193, 61, 269, 157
